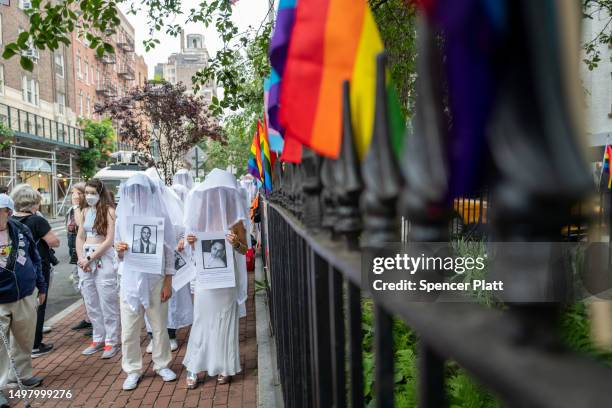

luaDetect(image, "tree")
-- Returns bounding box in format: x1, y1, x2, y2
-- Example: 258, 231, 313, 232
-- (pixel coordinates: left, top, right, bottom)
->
77, 118, 116, 179
95, 81, 222, 183
370, 0, 417, 117
2, 0, 274, 115
202, 28, 269, 175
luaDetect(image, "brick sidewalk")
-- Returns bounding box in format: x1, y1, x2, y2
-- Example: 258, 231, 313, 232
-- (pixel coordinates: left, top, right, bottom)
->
6, 273, 257, 408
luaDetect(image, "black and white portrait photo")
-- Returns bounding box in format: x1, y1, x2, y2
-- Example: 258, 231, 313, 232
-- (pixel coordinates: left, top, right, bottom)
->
202, 239, 228, 269
132, 224, 158, 254
174, 250, 187, 270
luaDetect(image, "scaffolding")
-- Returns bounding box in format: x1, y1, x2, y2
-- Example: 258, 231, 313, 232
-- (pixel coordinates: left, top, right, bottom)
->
0, 145, 80, 218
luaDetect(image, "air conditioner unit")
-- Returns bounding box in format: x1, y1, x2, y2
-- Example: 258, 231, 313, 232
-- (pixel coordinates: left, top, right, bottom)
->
23, 48, 39, 60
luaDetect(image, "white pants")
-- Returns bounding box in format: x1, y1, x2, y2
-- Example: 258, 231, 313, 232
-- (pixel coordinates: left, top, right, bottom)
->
120, 277, 171, 375
145, 284, 193, 332
79, 244, 120, 345
0, 294, 37, 387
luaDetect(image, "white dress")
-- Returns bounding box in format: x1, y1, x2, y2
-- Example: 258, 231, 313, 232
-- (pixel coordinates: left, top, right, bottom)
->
183, 249, 242, 376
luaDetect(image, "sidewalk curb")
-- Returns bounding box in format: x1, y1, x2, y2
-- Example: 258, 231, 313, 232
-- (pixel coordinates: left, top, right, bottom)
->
46, 299, 83, 327
255, 257, 284, 408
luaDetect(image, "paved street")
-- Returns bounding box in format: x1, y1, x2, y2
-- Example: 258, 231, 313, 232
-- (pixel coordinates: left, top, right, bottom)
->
46, 218, 82, 320
4, 270, 258, 407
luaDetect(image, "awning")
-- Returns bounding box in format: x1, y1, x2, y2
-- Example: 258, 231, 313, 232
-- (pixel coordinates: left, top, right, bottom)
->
17, 158, 52, 173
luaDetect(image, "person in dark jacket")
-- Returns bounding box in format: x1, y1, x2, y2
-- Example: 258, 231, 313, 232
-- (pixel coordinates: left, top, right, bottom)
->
0, 194, 46, 389
11, 185, 60, 358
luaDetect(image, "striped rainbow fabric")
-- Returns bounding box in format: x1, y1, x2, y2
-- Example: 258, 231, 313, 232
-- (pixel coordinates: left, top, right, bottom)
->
259, 120, 274, 194
268, 0, 303, 163
279, 0, 403, 159
247, 128, 262, 181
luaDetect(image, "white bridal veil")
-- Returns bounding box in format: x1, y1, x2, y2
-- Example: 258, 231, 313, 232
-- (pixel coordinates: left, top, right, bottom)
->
115, 173, 177, 311
184, 168, 248, 316
173, 169, 194, 190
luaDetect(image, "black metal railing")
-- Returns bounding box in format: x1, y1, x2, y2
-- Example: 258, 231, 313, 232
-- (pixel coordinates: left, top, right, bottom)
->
0, 102, 86, 148
260, 4, 612, 407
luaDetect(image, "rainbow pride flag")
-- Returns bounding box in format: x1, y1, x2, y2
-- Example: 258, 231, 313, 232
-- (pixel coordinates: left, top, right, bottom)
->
259, 120, 274, 194
247, 128, 262, 181
602, 144, 612, 189
279, 0, 403, 159
268, 0, 303, 163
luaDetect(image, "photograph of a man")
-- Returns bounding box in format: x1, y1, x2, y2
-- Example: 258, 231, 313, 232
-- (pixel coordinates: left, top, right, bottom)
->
202, 239, 228, 269
132, 225, 157, 254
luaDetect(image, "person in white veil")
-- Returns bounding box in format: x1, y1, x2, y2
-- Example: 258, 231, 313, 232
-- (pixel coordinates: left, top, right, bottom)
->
143, 167, 193, 353
114, 174, 178, 391
172, 169, 194, 190
170, 184, 190, 202
179, 168, 248, 388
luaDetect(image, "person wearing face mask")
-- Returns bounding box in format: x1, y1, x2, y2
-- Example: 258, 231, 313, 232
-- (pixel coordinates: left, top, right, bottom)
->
11, 185, 60, 359
75, 178, 120, 359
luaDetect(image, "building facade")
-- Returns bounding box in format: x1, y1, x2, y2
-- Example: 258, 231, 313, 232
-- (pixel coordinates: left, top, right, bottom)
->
154, 32, 216, 103
0, 2, 147, 216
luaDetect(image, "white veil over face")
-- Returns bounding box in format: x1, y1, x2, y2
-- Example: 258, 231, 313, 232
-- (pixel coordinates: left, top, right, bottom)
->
184, 168, 248, 314
170, 184, 189, 203
173, 169, 194, 190
115, 173, 177, 251
184, 168, 247, 234
116, 173, 178, 311
145, 167, 184, 235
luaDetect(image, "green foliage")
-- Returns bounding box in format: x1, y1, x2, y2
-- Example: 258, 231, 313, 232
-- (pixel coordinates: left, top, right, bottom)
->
77, 118, 116, 180
0, 123, 14, 152
203, 30, 269, 175
450, 239, 497, 307
1, 0, 119, 70
371, 0, 417, 117
447, 369, 500, 408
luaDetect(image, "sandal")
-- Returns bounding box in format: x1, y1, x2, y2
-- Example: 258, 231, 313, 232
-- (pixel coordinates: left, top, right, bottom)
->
217, 375, 231, 385
186, 371, 199, 389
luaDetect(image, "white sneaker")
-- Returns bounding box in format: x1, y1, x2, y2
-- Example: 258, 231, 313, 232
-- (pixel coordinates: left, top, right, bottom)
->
122, 373, 141, 391
156, 368, 177, 382
145, 340, 153, 354
81, 342, 104, 355
42, 326, 52, 334
170, 339, 178, 352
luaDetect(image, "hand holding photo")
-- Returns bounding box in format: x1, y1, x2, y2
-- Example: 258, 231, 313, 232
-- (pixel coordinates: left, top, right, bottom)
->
194, 231, 235, 289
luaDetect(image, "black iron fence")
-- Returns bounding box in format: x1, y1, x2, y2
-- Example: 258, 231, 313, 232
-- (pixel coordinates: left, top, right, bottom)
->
260, 5, 612, 407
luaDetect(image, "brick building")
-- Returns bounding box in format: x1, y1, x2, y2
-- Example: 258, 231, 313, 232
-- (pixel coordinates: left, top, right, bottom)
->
0, 2, 147, 216
154, 31, 216, 103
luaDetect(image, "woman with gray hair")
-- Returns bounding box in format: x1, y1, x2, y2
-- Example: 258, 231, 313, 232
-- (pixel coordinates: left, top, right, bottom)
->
11, 184, 60, 358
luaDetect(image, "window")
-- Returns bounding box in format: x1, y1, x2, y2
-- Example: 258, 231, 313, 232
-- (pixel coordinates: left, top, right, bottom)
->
76, 55, 81, 79
19, 0, 32, 9
55, 53, 64, 78
96, 67, 100, 84
57, 92, 65, 115
0, 66, 4, 95
0, 15, 3, 45
78, 91, 83, 115
86, 95, 90, 117
84, 61, 89, 84
21, 76, 39, 105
